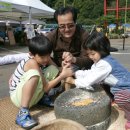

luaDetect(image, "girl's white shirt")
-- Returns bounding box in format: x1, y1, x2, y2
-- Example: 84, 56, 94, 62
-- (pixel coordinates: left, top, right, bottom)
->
75, 59, 112, 89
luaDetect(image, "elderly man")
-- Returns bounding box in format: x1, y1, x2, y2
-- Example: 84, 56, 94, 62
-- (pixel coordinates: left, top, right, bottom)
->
46, 6, 93, 69
45, 6, 94, 91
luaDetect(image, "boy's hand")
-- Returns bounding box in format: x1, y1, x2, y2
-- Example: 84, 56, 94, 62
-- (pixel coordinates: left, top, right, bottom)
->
60, 65, 74, 79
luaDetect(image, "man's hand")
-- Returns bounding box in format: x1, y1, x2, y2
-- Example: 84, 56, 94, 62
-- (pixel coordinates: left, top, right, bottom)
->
62, 52, 76, 65
62, 60, 71, 67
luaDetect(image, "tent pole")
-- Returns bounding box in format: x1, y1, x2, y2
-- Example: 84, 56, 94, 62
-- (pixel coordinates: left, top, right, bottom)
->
29, 6, 32, 25
28, 6, 35, 39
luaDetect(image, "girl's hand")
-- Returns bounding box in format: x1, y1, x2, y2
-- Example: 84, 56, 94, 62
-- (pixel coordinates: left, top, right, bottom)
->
65, 76, 75, 84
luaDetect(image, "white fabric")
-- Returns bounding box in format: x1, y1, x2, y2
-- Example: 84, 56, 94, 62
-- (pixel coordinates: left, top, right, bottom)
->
104, 74, 118, 86
75, 59, 112, 89
0, 53, 28, 65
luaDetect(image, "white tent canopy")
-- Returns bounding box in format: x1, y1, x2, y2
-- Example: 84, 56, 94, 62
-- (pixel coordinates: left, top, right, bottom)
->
0, 0, 55, 40
0, 0, 55, 21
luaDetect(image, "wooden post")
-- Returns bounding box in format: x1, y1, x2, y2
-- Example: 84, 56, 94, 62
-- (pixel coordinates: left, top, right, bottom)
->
123, 37, 125, 50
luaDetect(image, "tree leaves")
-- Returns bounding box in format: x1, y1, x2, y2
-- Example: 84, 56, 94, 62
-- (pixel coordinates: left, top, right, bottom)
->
41, 0, 130, 24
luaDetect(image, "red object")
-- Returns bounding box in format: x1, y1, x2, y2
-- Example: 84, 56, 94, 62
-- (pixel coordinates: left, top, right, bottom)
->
104, 0, 130, 19
125, 121, 130, 130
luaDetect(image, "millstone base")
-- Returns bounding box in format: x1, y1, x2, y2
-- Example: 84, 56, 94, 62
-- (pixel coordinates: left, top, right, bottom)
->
86, 116, 110, 130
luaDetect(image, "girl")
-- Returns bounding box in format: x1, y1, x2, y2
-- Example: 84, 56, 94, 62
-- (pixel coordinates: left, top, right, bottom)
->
66, 31, 130, 130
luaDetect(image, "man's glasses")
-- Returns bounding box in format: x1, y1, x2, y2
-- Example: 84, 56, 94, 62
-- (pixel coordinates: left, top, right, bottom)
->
58, 23, 75, 30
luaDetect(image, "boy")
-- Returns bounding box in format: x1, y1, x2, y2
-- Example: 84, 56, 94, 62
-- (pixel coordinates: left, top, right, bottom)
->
9, 35, 73, 129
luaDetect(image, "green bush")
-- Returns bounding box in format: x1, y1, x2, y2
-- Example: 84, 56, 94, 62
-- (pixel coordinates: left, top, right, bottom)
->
108, 33, 121, 39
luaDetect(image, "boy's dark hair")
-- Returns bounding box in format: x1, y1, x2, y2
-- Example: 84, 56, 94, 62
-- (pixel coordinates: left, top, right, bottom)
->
83, 31, 110, 58
29, 35, 52, 56
54, 6, 78, 23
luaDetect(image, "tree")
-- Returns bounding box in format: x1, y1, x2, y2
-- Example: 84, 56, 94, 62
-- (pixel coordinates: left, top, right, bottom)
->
41, 0, 130, 25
